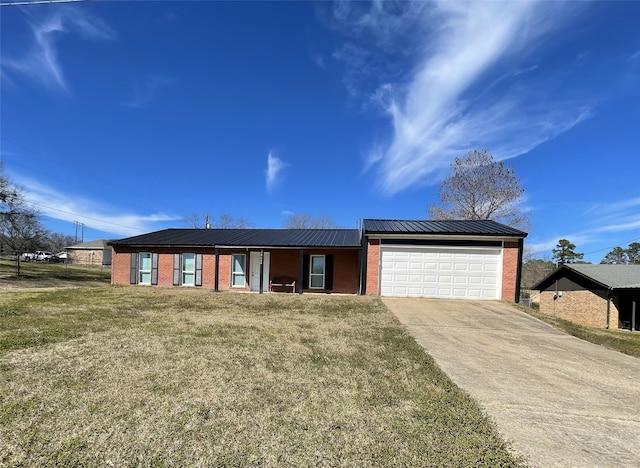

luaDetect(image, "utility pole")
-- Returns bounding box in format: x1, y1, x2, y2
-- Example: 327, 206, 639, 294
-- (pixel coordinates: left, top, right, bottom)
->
74, 221, 85, 242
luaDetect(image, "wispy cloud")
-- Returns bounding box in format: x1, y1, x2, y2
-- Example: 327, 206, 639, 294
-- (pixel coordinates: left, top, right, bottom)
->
586, 197, 640, 233
123, 75, 172, 108
265, 152, 288, 192
331, 1, 590, 194
16, 177, 177, 237
2, 8, 115, 91
528, 197, 640, 260
628, 49, 640, 62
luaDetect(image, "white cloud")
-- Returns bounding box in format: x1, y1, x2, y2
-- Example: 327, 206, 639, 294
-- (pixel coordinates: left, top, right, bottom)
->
123, 75, 172, 108
3, 8, 115, 91
16, 177, 177, 238
528, 197, 640, 260
332, 1, 589, 194
628, 49, 640, 62
265, 152, 288, 192
587, 197, 640, 233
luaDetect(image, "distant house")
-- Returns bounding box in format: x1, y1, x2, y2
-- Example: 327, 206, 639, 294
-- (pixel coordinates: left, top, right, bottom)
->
109, 219, 527, 301
66, 240, 112, 266
533, 264, 640, 330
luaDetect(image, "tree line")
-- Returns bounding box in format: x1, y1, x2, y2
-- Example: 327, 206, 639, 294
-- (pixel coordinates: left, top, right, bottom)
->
0, 166, 76, 255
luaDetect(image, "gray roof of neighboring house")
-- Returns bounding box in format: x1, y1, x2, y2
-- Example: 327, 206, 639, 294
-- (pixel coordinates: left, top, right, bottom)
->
109, 229, 361, 248
533, 264, 640, 290
362, 219, 527, 237
67, 239, 112, 250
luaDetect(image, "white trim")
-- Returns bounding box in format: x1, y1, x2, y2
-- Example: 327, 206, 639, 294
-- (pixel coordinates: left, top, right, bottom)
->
309, 255, 326, 289
231, 253, 246, 288
181, 253, 196, 287
138, 252, 152, 285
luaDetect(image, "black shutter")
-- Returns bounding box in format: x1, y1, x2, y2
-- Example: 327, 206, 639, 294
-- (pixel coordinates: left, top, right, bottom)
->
325, 255, 334, 291
195, 253, 203, 287
130, 253, 138, 285
151, 253, 159, 285
303, 254, 310, 289
173, 254, 181, 286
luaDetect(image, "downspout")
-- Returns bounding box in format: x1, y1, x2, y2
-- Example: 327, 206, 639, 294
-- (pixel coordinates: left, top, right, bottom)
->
214, 247, 220, 292
606, 292, 611, 329
360, 235, 368, 295
514, 238, 524, 303
298, 249, 304, 295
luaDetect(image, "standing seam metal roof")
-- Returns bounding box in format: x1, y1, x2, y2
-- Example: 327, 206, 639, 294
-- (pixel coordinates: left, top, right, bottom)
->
362, 219, 527, 237
109, 229, 361, 247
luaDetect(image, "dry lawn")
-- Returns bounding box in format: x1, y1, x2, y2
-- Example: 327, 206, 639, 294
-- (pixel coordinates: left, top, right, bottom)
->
0, 287, 519, 466
0, 258, 110, 290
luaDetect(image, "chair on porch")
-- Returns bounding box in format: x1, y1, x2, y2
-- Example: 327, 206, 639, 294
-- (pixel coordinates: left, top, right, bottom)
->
269, 276, 297, 293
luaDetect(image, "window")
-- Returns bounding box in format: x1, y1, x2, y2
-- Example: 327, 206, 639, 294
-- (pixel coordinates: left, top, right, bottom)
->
139, 252, 152, 285
231, 254, 246, 287
309, 255, 325, 289
182, 253, 195, 286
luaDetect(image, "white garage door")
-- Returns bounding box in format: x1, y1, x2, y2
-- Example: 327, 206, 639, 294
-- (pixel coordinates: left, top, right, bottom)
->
380, 246, 501, 299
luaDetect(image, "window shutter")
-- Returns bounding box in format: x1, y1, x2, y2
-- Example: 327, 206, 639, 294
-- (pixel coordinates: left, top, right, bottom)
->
303, 254, 310, 289
173, 254, 181, 286
130, 253, 138, 285
325, 255, 334, 291
151, 253, 159, 285
195, 253, 203, 287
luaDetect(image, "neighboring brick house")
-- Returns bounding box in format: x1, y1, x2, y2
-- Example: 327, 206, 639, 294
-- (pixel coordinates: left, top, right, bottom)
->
533, 264, 640, 330
109, 219, 527, 301
67, 240, 113, 265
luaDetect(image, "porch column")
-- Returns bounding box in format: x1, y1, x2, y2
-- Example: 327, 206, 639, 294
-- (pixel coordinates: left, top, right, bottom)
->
214, 248, 219, 292
298, 249, 304, 295
259, 249, 264, 294
632, 300, 637, 332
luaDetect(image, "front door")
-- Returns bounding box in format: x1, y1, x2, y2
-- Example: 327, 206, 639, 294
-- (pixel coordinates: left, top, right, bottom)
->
249, 251, 270, 292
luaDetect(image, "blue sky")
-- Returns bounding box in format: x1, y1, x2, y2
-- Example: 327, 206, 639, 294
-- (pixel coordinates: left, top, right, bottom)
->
1, 0, 639, 263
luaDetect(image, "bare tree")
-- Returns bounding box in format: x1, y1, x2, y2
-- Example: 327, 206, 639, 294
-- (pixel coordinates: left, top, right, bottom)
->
46, 233, 76, 253
183, 213, 210, 228
183, 213, 253, 229
283, 213, 338, 229
428, 149, 529, 230
214, 214, 253, 229
1, 166, 47, 254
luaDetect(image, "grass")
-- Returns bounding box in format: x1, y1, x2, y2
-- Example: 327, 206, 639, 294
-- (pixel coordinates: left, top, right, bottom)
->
521, 306, 640, 358
0, 258, 111, 289
0, 287, 521, 467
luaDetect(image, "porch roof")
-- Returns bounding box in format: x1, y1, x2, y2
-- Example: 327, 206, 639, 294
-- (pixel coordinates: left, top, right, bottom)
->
109, 228, 361, 248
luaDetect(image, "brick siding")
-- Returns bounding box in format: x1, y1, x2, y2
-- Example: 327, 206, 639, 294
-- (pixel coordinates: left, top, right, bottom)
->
539, 289, 620, 329
68, 249, 105, 265
111, 247, 358, 293
501, 241, 520, 301
365, 239, 380, 295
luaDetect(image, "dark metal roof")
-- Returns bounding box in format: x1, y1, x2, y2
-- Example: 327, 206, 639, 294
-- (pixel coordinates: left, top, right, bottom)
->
109, 229, 361, 248
533, 264, 640, 290
362, 219, 527, 237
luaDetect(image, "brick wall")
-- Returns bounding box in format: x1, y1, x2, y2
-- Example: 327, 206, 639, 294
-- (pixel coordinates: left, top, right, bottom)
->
68, 249, 104, 265
111, 249, 131, 285
365, 239, 380, 295
539, 289, 619, 329
501, 241, 520, 302
112, 247, 358, 293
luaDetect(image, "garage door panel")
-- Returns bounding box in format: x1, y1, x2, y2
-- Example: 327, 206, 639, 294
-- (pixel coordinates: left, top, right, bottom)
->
380, 246, 501, 299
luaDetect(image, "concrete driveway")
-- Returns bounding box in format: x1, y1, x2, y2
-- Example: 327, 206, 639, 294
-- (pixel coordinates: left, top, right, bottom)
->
383, 297, 640, 468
